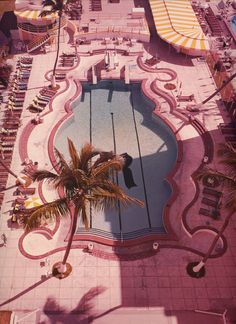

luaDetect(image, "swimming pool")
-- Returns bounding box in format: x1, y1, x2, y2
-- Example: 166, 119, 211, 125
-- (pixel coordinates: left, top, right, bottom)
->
55, 80, 178, 242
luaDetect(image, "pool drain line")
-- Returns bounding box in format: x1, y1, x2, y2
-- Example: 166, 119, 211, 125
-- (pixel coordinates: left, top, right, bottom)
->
110, 112, 123, 240
130, 88, 152, 229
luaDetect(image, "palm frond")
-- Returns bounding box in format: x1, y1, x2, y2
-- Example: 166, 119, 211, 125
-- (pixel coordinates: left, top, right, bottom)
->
81, 203, 89, 230
78, 143, 100, 171
67, 138, 80, 169
31, 170, 58, 182
90, 186, 144, 209
54, 147, 70, 173
92, 158, 123, 178
25, 197, 69, 231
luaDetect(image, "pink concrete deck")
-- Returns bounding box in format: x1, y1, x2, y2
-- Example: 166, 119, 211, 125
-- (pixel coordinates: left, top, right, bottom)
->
0, 1, 236, 323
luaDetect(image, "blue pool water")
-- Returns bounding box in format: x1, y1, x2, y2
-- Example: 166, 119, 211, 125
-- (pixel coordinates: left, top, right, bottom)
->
230, 16, 236, 34
55, 80, 178, 240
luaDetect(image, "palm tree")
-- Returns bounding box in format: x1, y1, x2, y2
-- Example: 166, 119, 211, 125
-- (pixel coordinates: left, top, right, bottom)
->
187, 142, 236, 278
39, 0, 66, 89
25, 139, 143, 278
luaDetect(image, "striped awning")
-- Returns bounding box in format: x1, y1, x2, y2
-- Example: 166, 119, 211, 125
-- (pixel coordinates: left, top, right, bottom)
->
14, 9, 57, 21
149, 0, 210, 53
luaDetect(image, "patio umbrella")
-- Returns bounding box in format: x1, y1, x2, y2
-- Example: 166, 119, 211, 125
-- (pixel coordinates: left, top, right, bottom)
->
24, 196, 42, 209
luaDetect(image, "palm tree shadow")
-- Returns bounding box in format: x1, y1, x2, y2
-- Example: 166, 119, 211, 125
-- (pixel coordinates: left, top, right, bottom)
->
41, 286, 108, 323
0, 275, 53, 308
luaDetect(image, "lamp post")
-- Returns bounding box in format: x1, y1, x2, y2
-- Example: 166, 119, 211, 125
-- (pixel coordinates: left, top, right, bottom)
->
186, 210, 234, 278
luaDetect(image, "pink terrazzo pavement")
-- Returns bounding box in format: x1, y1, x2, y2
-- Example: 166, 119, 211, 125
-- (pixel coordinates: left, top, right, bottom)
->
0, 0, 236, 323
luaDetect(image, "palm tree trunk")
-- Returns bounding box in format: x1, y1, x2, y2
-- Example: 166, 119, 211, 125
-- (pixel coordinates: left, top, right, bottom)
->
193, 210, 234, 273
51, 13, 62, 88
202, 72, 236, 105
61, 205, 79, 266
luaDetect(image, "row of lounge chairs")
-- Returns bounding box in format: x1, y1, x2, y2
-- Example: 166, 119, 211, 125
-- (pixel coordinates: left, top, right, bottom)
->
11, 157, 38, 224
4, 57, 33, 113
0, 56, 33, 210
59, 52, 77, 67
28, 87, 57, 113
199, 187, 222, 220
204, 7, 224, 37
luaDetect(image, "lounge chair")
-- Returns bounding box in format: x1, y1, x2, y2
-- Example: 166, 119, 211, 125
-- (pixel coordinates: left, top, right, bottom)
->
36, 95, 50, 102
1, 146, 13, 152
33, 99, 47, 107
1, 136, 16, 141
1, 141, 14, 147
202, 187, 222, 198
14, 197, 28, 205
0, 128, 17, 135
201, 197, 219, 208
16, 187, 36, 195
177, 94, 195, 102
8, 96, 24, 103
28, 103, 44, 113
145, 57, 160, 66
199, 207, 220, 220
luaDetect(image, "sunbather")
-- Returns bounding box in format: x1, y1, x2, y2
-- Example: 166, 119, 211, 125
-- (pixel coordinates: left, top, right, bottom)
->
33, 98, 47, 107
36, 95, 50, 102
0, 140, 14, 147
32, 113, 43, 125
28, 103, 44, 112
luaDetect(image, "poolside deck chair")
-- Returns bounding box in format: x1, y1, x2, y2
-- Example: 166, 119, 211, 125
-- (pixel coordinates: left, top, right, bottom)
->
177, 94, 195, 102
201, 197, 219, 208
14, 197, 27, 205
16, 187, 36, 195
145, 57, 160, 66
33, 99, 47, 107
1, 142, 14, 147
202, 187, 222, 198
1, 137, 16, 143
28, 103, 44, 113
2, 123, 19, 130
199, 207, 220, 220
1, 147, 13, 152
35, 95, 50, 103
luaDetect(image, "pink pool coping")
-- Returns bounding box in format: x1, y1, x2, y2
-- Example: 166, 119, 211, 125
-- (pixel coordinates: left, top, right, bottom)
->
47, 74, 181, 242
17, 53, 228, 260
